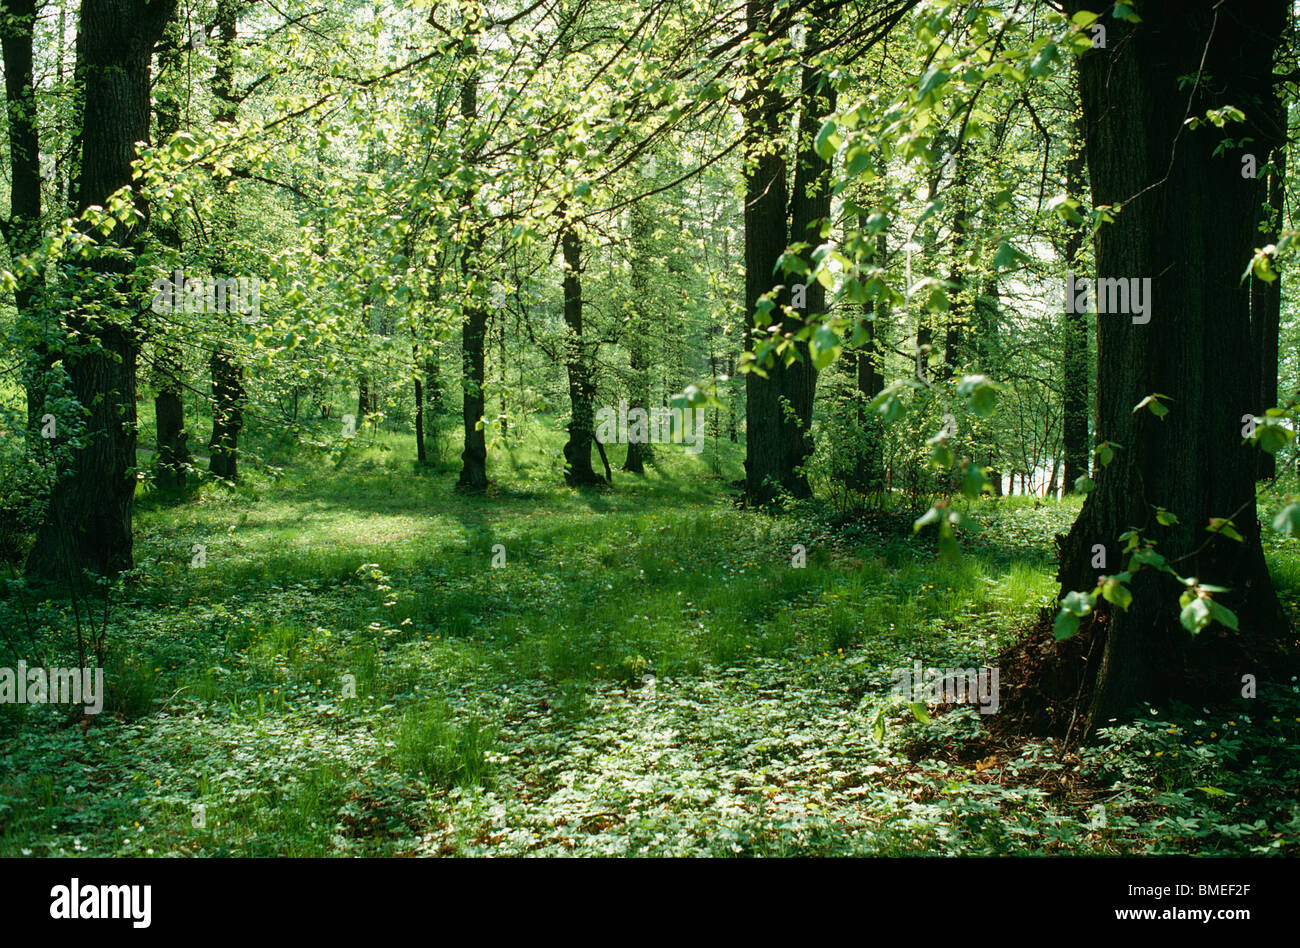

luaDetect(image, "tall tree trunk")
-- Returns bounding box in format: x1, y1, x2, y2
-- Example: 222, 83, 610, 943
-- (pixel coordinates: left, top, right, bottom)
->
25, 0, 177, 582
1050, 0, 1292, 732
560, 223, 604, 486
623, 201, 654, 473
207, 0, 243, 482
414, 344, 427, 464
1, 0, 44, 437
742, 0, 792, 504
455, 64, 488, 491
780, 11, 836, 496
151, 12, 188, 487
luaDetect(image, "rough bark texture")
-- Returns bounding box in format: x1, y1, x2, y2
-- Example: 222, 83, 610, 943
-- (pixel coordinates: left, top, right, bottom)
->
0, 0, 44, 436
207, 0, 244, 482
455, 65, 488, 491
25, 0, 178, 582
623, 202, 654, 474
740, 0, 790, 504
1047, 0, 1293, 732
560, 224, 604, 486
151, 13, 188, 487
743, 1, 834, 504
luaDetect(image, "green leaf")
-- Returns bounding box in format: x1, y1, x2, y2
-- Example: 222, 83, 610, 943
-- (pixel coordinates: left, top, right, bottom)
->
1179, 597, 1212, 635
1206, 599, 1239, 632
1101, 577, 1133, 611
956, 374, 1001, 418
1207, 518, 1244, 542
809, 325, 841, 370
1155, 508, 1178, 526
1053, 608, 1081, 641
1074, 475, 1095, 494
908, 702, 931, 724
1132, 394, 1170, 419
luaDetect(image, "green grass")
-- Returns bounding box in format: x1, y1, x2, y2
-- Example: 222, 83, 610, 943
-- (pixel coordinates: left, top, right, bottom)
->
1, 422, 1298, 856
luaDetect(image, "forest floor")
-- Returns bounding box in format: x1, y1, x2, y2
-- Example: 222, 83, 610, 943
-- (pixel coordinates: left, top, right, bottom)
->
2, 426, 1298, 856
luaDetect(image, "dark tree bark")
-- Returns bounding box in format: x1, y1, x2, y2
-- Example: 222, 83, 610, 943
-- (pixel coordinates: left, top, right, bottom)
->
207, 0, 244, 481
740, 2, 790, 505
1049, 0, 1293, 732
560, 223, 605, 486
151, 13, 188, 487
1060, 108, 1089, 492
414, 344, 427, 464
25, 0, 178, 582
623, 201, 654, 473
743, 1, 834, 504
455, 65, 488, 491
0, 0, 44, 436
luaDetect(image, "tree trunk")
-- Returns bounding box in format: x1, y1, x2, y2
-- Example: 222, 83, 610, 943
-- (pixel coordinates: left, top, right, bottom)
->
623, 201, 653, 473
151, 13, 187, 487
455, 65, 488, 491
25, 0, 177, 582
741, 0, 790, 505
1051, 0, 1292, 732
561, 223, 604, 486
0, 0, 45, 438
207, 0, 243, 482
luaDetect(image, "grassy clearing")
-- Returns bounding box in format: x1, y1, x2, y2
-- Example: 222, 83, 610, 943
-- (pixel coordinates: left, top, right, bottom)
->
2, 426, 1298, 856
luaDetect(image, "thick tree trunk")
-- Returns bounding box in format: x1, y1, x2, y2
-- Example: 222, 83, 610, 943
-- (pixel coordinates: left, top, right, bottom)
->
561, 224, 604, 486
1051, 0, 1292, 732
25, 0, 177, 582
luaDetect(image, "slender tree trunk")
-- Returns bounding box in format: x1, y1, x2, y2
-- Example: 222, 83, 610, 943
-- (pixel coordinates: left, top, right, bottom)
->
624, 201, 653, 473
414, 344, 427, 464
207, 0, 243, 481
151, 13, 188, 487
561, 223, 604, 486
455, 65, 488, 491
0, 0, 44, 437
